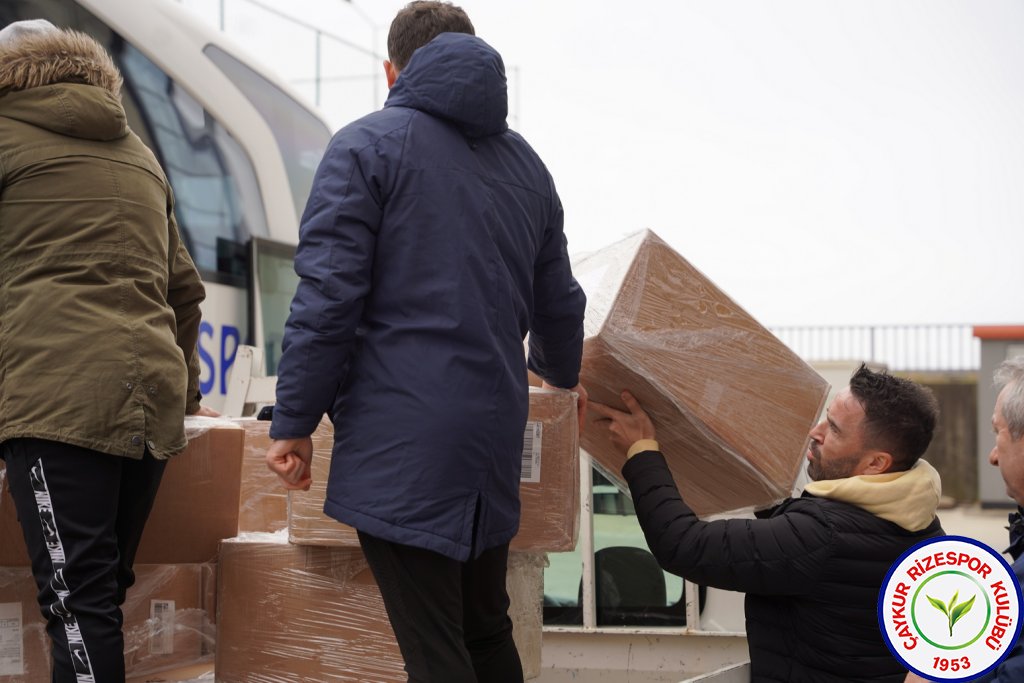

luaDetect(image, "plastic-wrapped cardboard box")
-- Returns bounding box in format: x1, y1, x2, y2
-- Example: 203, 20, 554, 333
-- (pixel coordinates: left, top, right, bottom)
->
575, 230, 829, 516
0, 564, 212, 682
126, 661, 214, 682
121, 564, 212, 677
0, 420, 245, 567
229, 418, 295, 533
287, 387, 580, 552
215, 533, 545, 682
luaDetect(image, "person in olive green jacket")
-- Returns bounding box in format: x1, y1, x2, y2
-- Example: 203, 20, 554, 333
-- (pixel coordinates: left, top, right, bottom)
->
0, 19, 212, 682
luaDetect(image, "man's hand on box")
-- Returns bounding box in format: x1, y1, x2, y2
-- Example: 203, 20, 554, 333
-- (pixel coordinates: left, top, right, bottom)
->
191, 405, 220, 417
266, 437, 313, 491
590, 391, 657, 454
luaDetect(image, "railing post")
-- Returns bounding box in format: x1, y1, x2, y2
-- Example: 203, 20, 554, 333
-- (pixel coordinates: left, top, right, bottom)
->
579, 453, 596, 629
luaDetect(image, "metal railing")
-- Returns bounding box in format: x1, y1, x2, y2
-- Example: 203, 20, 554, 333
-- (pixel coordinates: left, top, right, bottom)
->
178, 0, 520, 128
769, 324, 980, 372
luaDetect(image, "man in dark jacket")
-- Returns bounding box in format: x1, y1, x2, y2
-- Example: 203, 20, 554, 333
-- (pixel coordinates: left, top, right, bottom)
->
914, 356, 1024, 683
0, 18, 212, 682
265, 2, 586, 681
591, 365, 945, 683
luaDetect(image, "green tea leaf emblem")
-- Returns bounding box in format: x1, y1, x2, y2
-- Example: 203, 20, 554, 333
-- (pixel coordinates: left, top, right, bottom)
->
927, 590, 976, 637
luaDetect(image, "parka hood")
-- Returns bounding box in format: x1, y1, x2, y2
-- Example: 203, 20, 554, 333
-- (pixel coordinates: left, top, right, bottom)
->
0, 26, 127, 141
0, 25, 122, 98
385, 32, 508, 139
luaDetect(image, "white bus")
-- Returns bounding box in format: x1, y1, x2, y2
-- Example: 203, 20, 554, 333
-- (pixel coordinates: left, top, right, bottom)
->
1, 0, 331, 411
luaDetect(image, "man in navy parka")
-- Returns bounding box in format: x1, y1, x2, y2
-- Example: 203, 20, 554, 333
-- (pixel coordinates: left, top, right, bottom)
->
266, 2, 586, 680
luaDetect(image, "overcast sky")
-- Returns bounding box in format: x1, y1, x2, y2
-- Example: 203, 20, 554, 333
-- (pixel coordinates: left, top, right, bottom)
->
181, 0, 1024, 327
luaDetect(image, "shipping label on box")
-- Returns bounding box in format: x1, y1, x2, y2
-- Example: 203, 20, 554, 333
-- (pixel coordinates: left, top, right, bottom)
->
148, 599, 176, 656
0, 569, 50, 683
0, 603, 22, 678
288, 388, 579, 552
521, 421, 543, 484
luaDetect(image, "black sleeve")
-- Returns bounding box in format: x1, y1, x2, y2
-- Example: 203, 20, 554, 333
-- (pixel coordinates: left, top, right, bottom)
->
622, 450, 836, 596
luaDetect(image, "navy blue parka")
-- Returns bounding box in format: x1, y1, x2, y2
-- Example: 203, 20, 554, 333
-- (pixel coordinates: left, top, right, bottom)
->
270, 33, 586, 561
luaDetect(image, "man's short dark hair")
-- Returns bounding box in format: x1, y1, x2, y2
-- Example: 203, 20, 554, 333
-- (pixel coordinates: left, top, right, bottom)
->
848, 364, 939, 472
387, 1, 475, 72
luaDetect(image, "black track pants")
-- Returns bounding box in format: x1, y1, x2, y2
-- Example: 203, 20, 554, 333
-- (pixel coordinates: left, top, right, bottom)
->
357, 531, 523, 683
2, 438, 166, 683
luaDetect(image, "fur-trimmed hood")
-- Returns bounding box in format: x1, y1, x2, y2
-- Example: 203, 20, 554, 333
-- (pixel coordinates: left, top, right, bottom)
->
0, 26, 126, 141
0, 25, 122, 97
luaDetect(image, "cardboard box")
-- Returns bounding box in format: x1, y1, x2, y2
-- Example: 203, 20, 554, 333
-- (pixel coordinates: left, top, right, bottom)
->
0, 467, 29, 567
122, 565, 211, 677
1, 421, 245, 567
0, 564, 212, 682
228, 418, 291, 533
126, 661, 214, 682
574, 230, 829, 516
518, 389, 580, 551
287, 388, 579, 552
280, 417, 347, 546
215, 534, 545, 682
135, 421, 245, 564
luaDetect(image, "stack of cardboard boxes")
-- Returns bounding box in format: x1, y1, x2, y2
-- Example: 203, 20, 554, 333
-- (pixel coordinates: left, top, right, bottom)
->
0, 424, 244, 682
1, 391, 580, 682
217, 386, 579, 681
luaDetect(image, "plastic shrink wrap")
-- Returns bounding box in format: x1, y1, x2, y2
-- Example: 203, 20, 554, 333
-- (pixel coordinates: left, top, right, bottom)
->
287, 387, 580, 552
0, 564, 214, 682
227, 417, 310, 533
575, 230, 829, 516
215, 532, 546, 681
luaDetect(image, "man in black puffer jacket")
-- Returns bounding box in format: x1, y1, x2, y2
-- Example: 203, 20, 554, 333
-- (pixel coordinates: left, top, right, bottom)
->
591, 364, 944, 682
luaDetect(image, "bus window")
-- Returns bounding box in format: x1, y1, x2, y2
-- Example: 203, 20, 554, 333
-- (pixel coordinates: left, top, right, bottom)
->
117, 41, 269, 284
544, 466, 705, 627
249, 238, 300, 376
203, 44, 331, 224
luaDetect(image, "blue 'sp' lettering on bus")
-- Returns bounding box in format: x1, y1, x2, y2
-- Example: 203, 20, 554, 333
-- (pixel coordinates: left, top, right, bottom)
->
198, 321, 240, 396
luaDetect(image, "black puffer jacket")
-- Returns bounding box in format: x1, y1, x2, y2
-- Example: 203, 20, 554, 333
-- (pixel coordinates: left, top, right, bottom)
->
623, 450, 944, 682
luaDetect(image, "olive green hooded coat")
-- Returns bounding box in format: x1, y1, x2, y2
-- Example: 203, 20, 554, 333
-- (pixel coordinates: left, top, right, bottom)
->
0, 26, 205, 459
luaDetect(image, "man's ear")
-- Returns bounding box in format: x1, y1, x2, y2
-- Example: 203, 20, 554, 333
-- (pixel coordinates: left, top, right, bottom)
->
858, 451, 894, 475
384, 60, 399, 89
